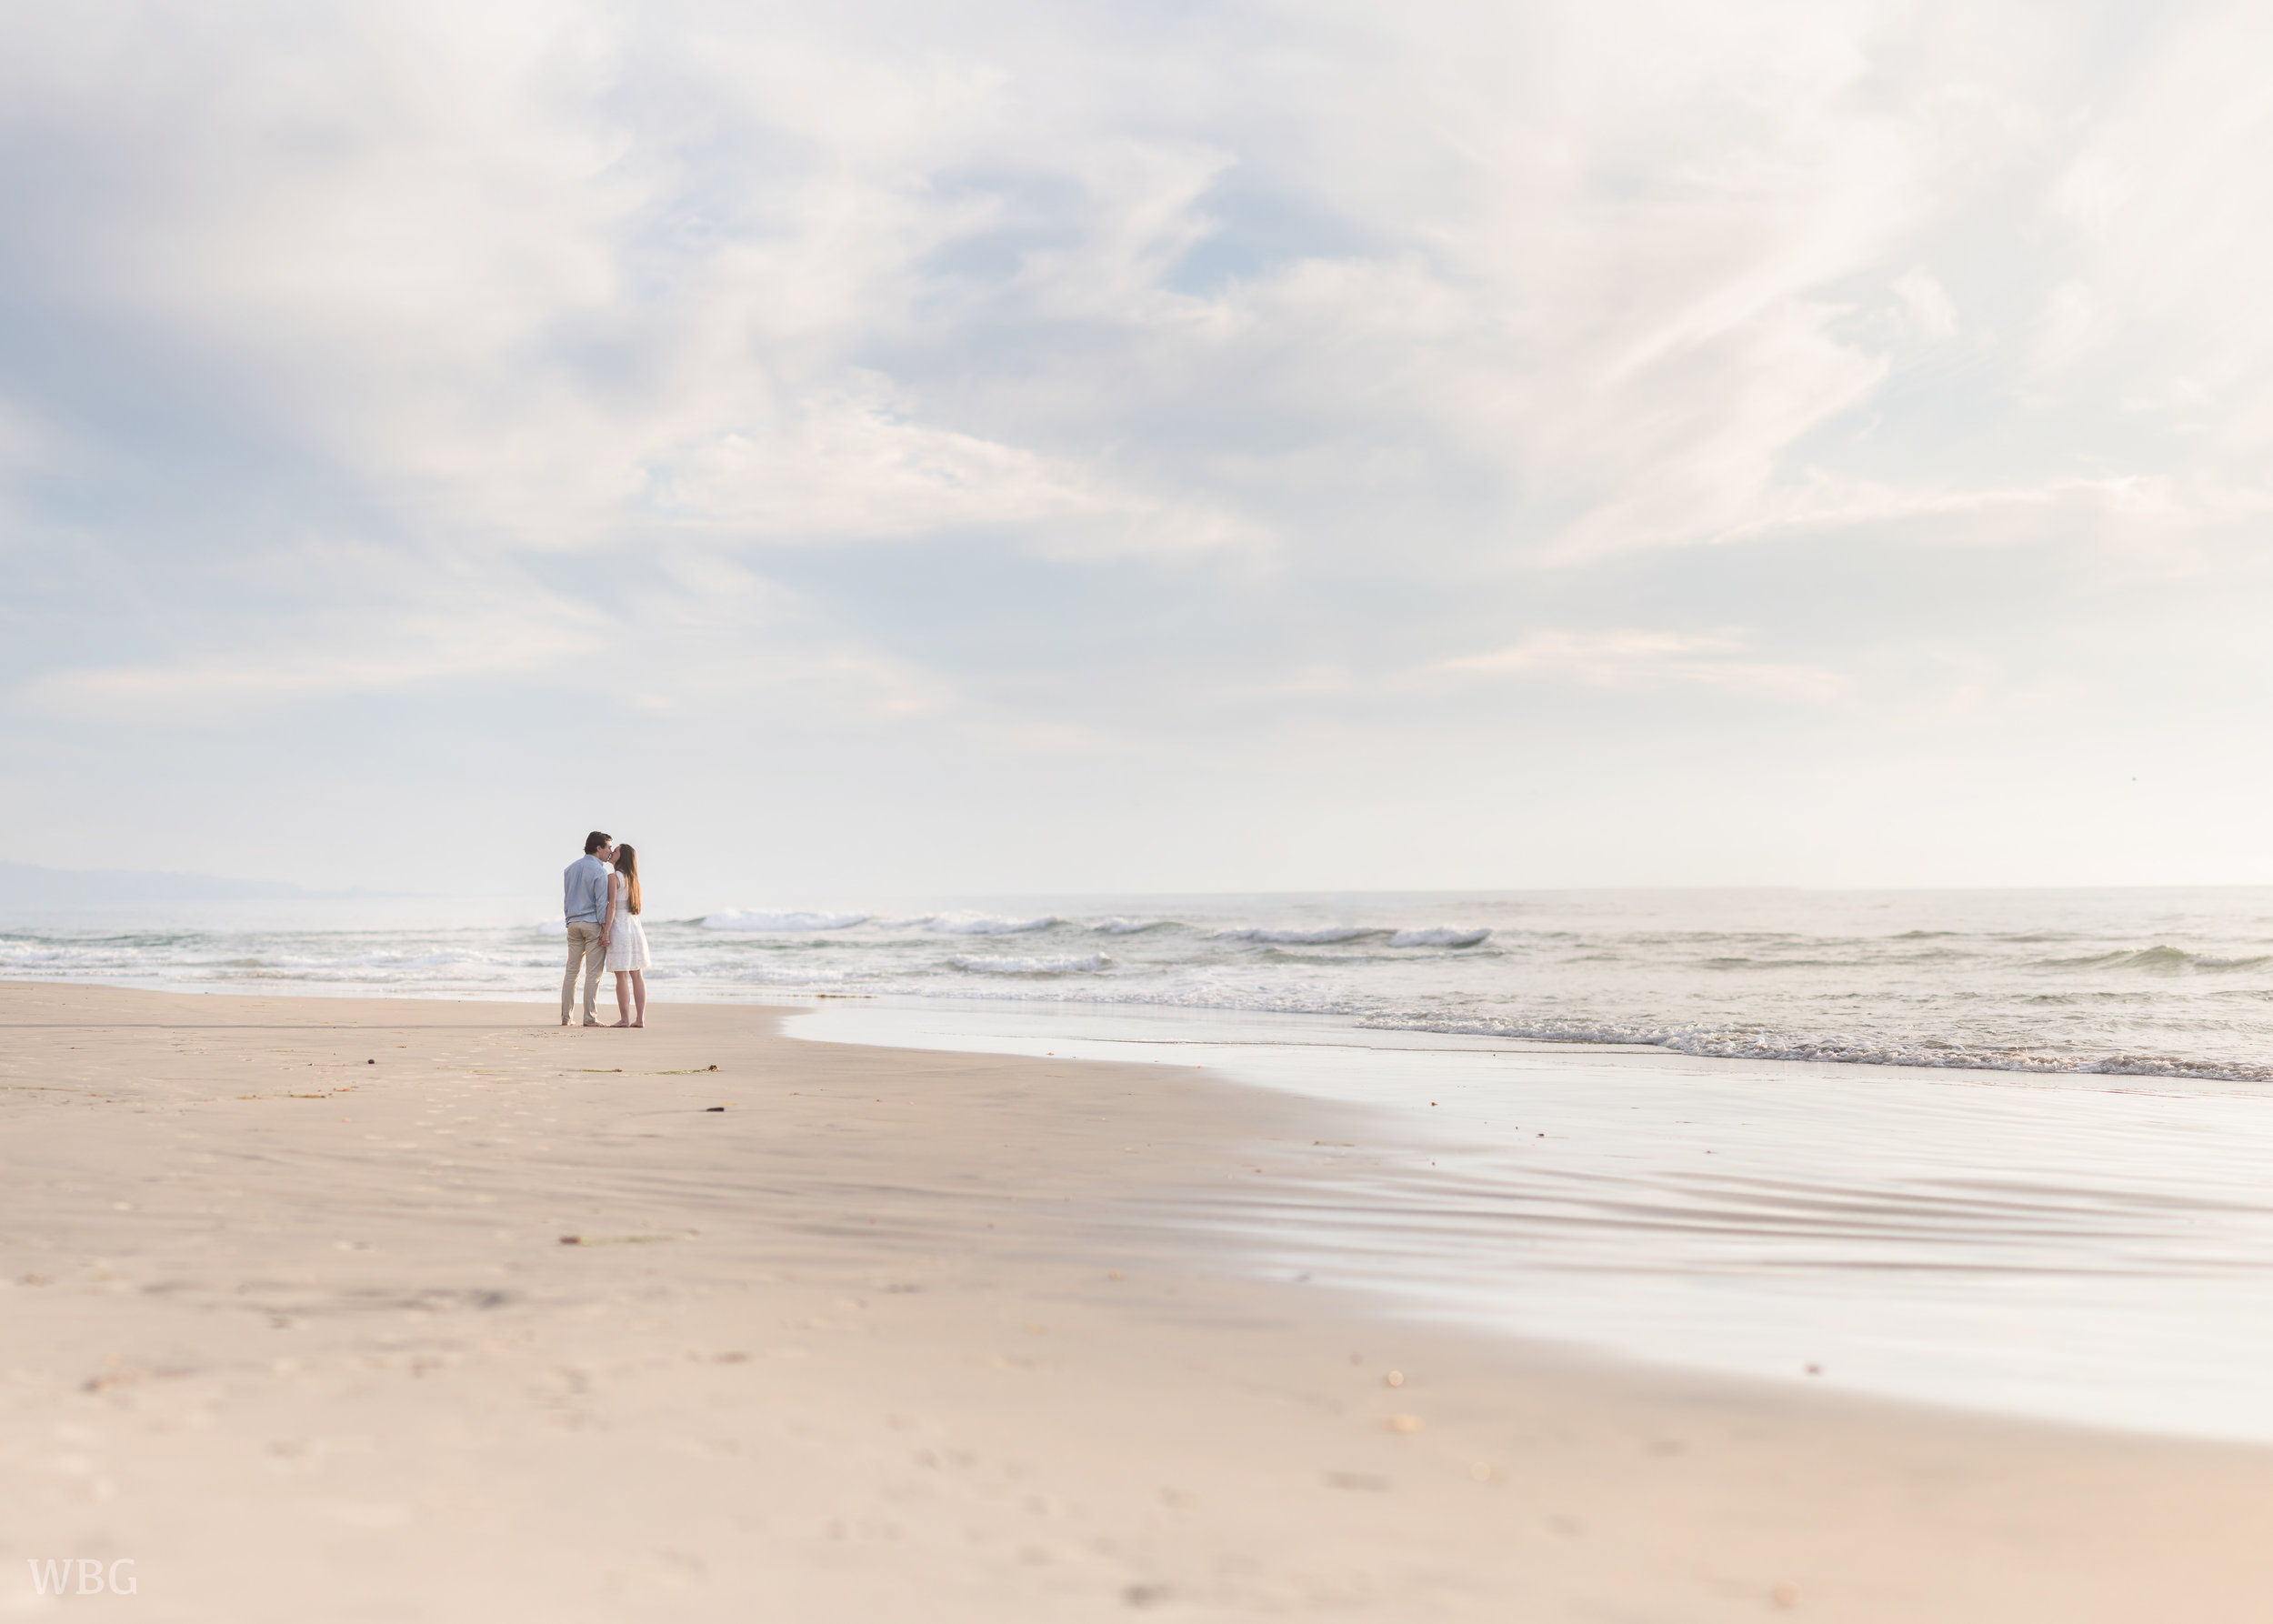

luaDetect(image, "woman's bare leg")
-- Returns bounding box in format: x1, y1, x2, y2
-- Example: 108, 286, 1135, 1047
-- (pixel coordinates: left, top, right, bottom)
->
610, 972, 634, 1027
630, 971, 646, 1028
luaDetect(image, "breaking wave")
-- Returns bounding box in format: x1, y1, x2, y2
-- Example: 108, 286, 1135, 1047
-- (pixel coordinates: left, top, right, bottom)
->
1388, 927, 1493, 947
2044, 945, 2273, 974
1214, 926, 1388, 945
905, 914, 1063, 935
703, 909, 871, 932
1211, 923, 1490, 948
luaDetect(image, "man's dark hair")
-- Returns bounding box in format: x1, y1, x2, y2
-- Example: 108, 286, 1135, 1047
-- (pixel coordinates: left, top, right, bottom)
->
584, 830, 612, 855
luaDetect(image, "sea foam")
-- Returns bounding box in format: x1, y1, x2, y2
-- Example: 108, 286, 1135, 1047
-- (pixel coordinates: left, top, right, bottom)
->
948, 953, 1110, 975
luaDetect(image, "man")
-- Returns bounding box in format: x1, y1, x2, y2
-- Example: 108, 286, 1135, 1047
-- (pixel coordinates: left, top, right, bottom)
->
562, 830, 616, 1027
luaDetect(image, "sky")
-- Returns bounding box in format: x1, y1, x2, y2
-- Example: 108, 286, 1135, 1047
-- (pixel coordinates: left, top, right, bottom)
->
6, 0, 2273, 903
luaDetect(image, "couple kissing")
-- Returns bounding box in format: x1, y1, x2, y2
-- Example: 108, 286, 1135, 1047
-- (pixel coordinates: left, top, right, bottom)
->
563, 830, 650, 1028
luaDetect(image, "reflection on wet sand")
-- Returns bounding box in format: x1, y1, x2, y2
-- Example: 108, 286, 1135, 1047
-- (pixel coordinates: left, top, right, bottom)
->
795, 1002, 2273, 1440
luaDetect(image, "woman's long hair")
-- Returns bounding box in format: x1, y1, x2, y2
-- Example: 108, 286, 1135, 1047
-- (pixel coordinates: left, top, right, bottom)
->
613, 844, 641, 915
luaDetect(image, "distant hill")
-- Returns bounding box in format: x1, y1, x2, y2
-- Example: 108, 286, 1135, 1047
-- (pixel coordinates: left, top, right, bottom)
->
0, 861, 302, 904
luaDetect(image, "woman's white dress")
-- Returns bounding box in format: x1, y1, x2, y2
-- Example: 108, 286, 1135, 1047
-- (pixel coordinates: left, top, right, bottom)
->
604, 877, 651, 971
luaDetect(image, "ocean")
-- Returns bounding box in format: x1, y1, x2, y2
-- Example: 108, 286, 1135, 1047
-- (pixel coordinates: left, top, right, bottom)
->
14, 886, 2273, 1084
15, 885, 2273, 1441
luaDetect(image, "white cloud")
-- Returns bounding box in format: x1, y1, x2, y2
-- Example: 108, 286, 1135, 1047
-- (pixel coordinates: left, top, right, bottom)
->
9, 0, 2273, 886
1890, 269, 1958, 341
24, 538, 957, 726
1425, 629, 1848, 703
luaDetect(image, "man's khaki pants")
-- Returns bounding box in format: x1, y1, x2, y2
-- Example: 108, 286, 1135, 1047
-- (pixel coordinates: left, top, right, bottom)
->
562, 922, 607, 1025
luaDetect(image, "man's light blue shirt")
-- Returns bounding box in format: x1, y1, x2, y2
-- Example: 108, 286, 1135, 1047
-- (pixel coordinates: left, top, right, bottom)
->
564, 855, 610, 924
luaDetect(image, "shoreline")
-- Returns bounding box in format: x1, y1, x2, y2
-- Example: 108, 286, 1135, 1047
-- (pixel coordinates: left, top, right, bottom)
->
12, 981, 2273, 1619
21, 975, 2273, 1439
23, 879, 2273, 1093
785, 997, 2273, 1446
12, 956, 2273, 1091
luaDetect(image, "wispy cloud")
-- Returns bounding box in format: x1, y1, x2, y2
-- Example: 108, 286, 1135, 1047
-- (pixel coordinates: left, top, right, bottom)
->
1425, 630, 1848, 703
7, 0, 2273, 887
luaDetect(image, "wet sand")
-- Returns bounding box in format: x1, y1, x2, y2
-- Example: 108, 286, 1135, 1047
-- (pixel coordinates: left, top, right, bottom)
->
8, 981, 2273, 1620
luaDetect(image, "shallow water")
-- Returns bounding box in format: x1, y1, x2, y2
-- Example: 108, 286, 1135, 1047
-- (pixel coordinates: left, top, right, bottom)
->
786, 1000, 2273, 1444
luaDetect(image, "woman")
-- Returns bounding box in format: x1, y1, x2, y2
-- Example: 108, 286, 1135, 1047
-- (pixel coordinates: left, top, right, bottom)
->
600, 842, 650, 1028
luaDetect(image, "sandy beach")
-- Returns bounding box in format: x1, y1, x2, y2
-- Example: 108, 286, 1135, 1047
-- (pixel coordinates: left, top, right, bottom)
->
9, 983, 2273, 1620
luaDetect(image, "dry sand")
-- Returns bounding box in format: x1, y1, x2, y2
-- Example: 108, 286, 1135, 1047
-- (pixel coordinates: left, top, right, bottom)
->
7, 981, 2273, 1621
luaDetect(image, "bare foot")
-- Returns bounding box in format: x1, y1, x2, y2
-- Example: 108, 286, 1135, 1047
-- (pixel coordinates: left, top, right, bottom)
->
608, 1020, 631, 1028
630, 1020, 645, 1028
